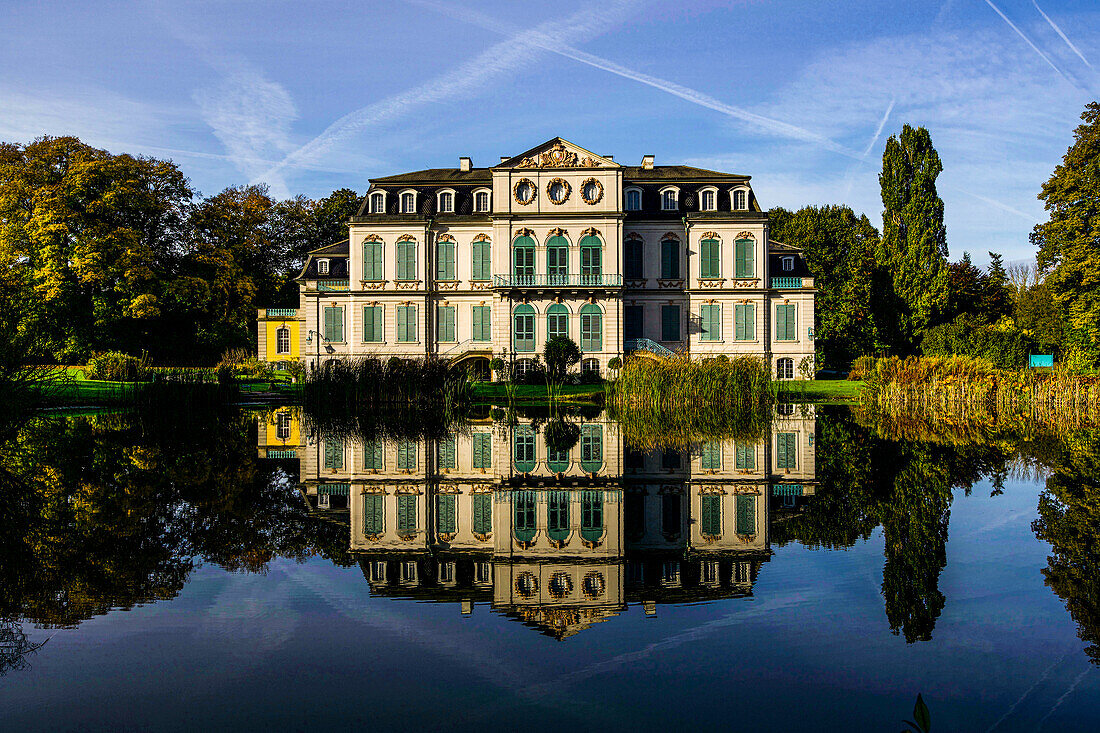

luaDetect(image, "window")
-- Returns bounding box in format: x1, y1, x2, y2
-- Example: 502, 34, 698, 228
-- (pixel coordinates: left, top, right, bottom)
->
396, 305, 417, 343
582, 357, 599, 375
515, 359, 535, 376
582, 179, 600, 202
401, 191, 416, 213
700, 237, 721, 278
396, 239, 417, 281
276, 327, 290, 354
782, 256, 794, 272
472, 237, 491, 281
660, 239, 680, 279
580, 235, 601, 282
472, 432, 492, 469
436, 305, 456, 342
661, 188, 678, 210
472, 494, 491, 535
472, 305, 491, 342
662, 494, 681, 535
363, 239, 383, 281
701, 441, 721, 469
581, 425, 603, 472
364, 441, 384, 470
276, 412, 291, 440
363, 305, 382, 343
579, 303, 602, 351
475, 190, 490, 212
701, 495, 721, 535
513, 427, 536, 473
437, 494, 456, 534
514, 490, 536, 542
548, 179, 567, 203
625, 188, 641, 211
397, 440, 417, 470
625, 238, 643, 279
439, 561, 455, 583
438, 190, 454, 213
736, 494, 756, 535
548, 490, 569, 542
436, 238, 455, 281
700, 304, 720, 342
661, 304, 680, 342
581, 490, 603, 542
702, 561, 718, 584
547, 234, 568, 283
733, 189, 748, 210
324, 440, 344, 470
701, 189, 716, 211
364, 494, 384, 535
735, 443, 755, 470
323, 306, 344, 343
547, 443, 570, 473
662, 449, 682, 470
777, 357, 795, 380
776, 433, 797, 469
513, 235, 535, 282
776, 304, 797, 341
734, 239, 754, 278
317, 259, 329, 275
547, 303, 569, 341
370, 192, 385, 213
625, 494, 645, 540
397, 494, 417, 534
735, 304, 755, 341
625, 305, 643, 342
513, 304, 535, 352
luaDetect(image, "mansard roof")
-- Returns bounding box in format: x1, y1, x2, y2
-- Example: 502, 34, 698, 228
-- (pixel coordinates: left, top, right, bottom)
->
370, 168, 492, 184
307, 239, 350, 256
297, 239, 350, 280
623, 165, 750, 182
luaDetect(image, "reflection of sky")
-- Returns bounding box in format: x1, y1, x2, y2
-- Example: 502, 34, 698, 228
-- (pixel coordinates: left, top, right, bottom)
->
4, 477, 1098, 731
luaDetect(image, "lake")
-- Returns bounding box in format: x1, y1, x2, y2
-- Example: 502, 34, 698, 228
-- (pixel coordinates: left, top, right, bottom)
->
0, 402, 1098, 731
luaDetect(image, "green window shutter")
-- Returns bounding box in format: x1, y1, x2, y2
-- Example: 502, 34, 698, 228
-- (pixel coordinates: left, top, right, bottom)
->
701, 495, 721, 535
363, 306, 382, 343
363, 241, 382, 281
324, 440, 344, 470
472, 433, 491, 469
580, 304, 602, 351
580, 425, 603, 472
437, 494, 456, 534
735, 304, 755, 341
364, 441, 383, 470
701, 441, 720, 469
397, 241, 416, 280
397, 305, 416, 343
735, 239, 754, 278
436, 305, 455, 342
439, 436, 456, 469
661, 305, 680, 342
548, 490, 570, 542
580, 236, 602, 277
547, 303, 568, 341
472, 240, 490, 281
363, 494, 384, 535
701, 239, 720, 278
777, 304, 796, 341
735, 443, 755, 470
701, 304, 720, 341
777, 433, 797, 469
661, 240, 679, 279
513, 428, 536, 473
472, 494, 492, 535
472, 305, 491, 342
514, 490, 537, 542
625, 240, 643, 279
398, 440, 417, 470
436, 240, 455, 281
736, 494, 756, 535
324, 306, 343, 343
581, 490, 603, 542
397, 494, 417, 533
625, 305, 643, 341
513, 305, 535, 352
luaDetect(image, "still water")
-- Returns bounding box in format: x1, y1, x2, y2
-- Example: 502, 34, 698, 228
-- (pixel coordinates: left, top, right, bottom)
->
0, 403, 1098, 731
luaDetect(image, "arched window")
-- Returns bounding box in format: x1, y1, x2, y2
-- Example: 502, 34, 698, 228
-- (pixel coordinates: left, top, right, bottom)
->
514, 427, 536, 473
547, 303, 569, 341
513, 234, 535, 283
396, 238, 417, 281
548, 490, 569, 542
579, 234, 601, 283
700, 237, 721, 278
732, 189, 748, 210
625, 188, 642, 211
547, 442, 570, 473
782, 256, 794, 272
435, 237, 455, 281
437, 190, 454, 213
317, 259, 329, 275
475, 190, 490, 212
582, 357, 600, 374
700, 189, 716, 211
777, 357, 795, 379
661, 188, 678, 211
370, 192, 385, 213
546, 234, 568, 284
514, 490, 537, 543
579, 303, 602, 351
580, 425, 603, 473
401, 191, 416, 213
513, 304, 535, 352
276, 327, 290, 354
581, 490, 603, 543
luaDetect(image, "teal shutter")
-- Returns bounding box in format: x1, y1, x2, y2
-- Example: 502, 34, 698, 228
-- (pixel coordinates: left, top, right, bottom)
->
581, 425, 603, 472
439, 436, 456, 469
436, 305, 455, 342
701, 304, 720, 341
701, 238, 720, 278
437, 494, 457, 534
661, 305, 680, 341
701, 441, 720, 469
472, 433, 492, 469
364, 241, 382, 281
777, 304, 796, 341
436, 240, 455, 281
472, 240, 490, 281
625, 239, 643, 279
777, 433, 797, 469
398, 440, 417, 470
580, 304, 602, 351
580, 235, 602, 279
701, 495, 721, 535
513, 305, 535, 352
581, 490, 603, 542
513, 428, 536, 472
363, 306, 382, 342
735, 443, 756, 470
661, 240, 679, 279
514, 490, 537, 542
363, 494, 384, 535
548, 490, 569, 541
472, 305, 491, 342
472, 493, 492, 534
324, 306, 343, 342
397, 241, 416, 280
397, 305, 416, 342
736, 494, 756, 535
324, 440, 344, 470
735, 304, 755, 341
364, 441, 383, 470
735, 239, 754, 278
397, 494, 417, 533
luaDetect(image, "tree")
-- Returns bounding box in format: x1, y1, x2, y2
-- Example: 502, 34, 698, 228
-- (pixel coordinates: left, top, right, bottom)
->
543, 336, 581, 381
945, 252, 984, 321
1033, 102, 1100, 368
877, 125, 949, 353
982, 251, 1013, 321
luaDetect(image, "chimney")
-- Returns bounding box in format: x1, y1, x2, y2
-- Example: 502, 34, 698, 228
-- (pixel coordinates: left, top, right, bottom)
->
459, 156, 472, 172
605, 155, 614, 161
500, 156, 509, 163
641, 154, 654, 170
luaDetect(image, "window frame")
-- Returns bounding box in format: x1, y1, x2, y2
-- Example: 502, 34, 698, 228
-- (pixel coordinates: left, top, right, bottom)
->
547, 303, 569, 341
579, 303, 603, 352
660, 239, 680, 280
436, 188, 455, 213
471, 236, 491, 281
700, 237, 721, 278
699, 186, 718, 212
624, 187, 642, 211
473, 188, 491, 212
700, 304, 721, 342
399, 189, 417, 214
362, 237, 383, 281
276, 326, 291, 354
661, 304, 681, 342
513, 303, 536, 353
369, 191, 386, 214
323, 305, 344, 343
472, 305, 491, 342
395, 238, 418, 281
435, 236, 456, 281
396, 304, 418, 343
436, 304, 456, 343
730, 186, 749, 211
660, 186, 679, 211
734, 303, 756, 341
317, 258, 330, 276
734, 238, 755, 279
624, 237, 644, 279
776, 303, 797, 342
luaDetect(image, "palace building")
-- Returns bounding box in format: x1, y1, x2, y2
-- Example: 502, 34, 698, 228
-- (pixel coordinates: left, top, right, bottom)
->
257, 137, 816, 378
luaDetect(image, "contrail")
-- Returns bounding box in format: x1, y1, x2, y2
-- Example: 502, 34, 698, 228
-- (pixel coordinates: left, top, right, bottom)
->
1032, 0, 1092, 68
982, 0, 1076, 87
1037, 665, 1091, 729
861, 98, 895, 159
986, 652, 1067, 731
407, 0, 863, 160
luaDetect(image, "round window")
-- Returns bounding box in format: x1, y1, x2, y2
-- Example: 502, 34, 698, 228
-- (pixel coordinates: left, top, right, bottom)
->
549, 572, 574, 599
582, 571, 605, 600
547, 178, 570, 204
515, 572, 539, 599
513, 178, 536, 205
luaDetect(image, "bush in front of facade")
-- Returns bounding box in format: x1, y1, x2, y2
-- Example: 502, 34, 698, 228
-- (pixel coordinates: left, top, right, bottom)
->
85, 351, 151, 382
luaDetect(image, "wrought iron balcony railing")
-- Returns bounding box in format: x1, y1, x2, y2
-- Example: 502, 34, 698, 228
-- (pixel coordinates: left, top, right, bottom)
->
492, 273, 623, 288
265, 308, 298, 317
770, 277, 803, 289
316, 280, 350, 291
625, 338, 676, 357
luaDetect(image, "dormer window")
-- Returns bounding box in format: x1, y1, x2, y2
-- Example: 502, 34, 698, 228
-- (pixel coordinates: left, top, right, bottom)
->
474, 190, 490, 212
317, 259, 330, 275
370, 192, 385, 213
661, 188, 678, 211
401, 191, 416, 214
700, 189, 716, 211
438, 190, 454, 213
782, 256, 794, 272
625, 188, 641, 211
732, 188, 748, 210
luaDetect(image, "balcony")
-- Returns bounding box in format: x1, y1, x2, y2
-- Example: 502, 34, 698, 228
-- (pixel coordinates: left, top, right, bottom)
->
265, 308, 297, 318
316, 280, 350, 291
770, 277, 803, 289
492, 273, 623, 289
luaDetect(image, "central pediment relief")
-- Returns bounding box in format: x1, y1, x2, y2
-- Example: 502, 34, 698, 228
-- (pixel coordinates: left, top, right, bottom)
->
499, 138, 618, 170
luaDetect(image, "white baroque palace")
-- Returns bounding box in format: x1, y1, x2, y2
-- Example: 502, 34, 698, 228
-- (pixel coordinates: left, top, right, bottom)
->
265, 138, 816, 378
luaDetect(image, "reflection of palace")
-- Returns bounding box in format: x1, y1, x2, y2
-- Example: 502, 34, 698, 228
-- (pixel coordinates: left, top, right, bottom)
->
258, 408, 816, 639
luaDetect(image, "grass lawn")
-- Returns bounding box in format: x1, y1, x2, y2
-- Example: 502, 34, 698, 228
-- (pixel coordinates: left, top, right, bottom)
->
471, 383, 605, 402
779, 379, 864, 402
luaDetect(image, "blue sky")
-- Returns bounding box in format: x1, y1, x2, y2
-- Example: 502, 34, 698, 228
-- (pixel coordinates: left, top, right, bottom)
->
3, 0, 1098, 265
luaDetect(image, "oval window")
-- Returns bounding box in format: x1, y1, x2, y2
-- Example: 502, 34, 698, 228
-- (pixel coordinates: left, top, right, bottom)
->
549, 572, 573, 599
515, 572, 539, 599
549, 180, 567, 203
582, 571, 605, 600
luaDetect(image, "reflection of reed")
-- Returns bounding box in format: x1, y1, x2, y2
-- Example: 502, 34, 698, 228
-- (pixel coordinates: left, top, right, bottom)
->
608, 400, 775, 451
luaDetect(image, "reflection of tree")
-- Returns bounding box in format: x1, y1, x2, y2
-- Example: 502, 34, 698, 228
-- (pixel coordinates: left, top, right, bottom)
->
0, 618, 47, 677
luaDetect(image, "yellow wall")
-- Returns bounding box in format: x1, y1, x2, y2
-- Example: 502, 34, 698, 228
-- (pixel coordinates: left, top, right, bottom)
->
265, 319, 299, 360
262, 409, 301, 448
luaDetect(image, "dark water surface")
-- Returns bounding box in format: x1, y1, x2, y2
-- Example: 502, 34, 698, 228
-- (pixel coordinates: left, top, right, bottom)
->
1, 404, 1098, 731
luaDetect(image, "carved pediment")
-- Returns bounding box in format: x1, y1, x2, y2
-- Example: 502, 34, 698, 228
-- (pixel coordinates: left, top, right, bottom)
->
501, 138, 617, 169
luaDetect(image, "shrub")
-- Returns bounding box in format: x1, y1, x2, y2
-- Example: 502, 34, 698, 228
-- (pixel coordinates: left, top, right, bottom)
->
544, 336, 581, 380
86, 351, 151, 382
848, 355, 875, 381
607, 357, 623, 371
921, 314, 1033, 369
490, 357, 505, 372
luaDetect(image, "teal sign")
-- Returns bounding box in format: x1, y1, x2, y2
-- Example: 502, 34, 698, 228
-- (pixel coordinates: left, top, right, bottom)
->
1029, 354, 1054, 368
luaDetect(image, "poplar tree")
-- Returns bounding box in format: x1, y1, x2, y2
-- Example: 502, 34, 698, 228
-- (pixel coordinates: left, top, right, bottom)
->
877, 125, 949, 353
